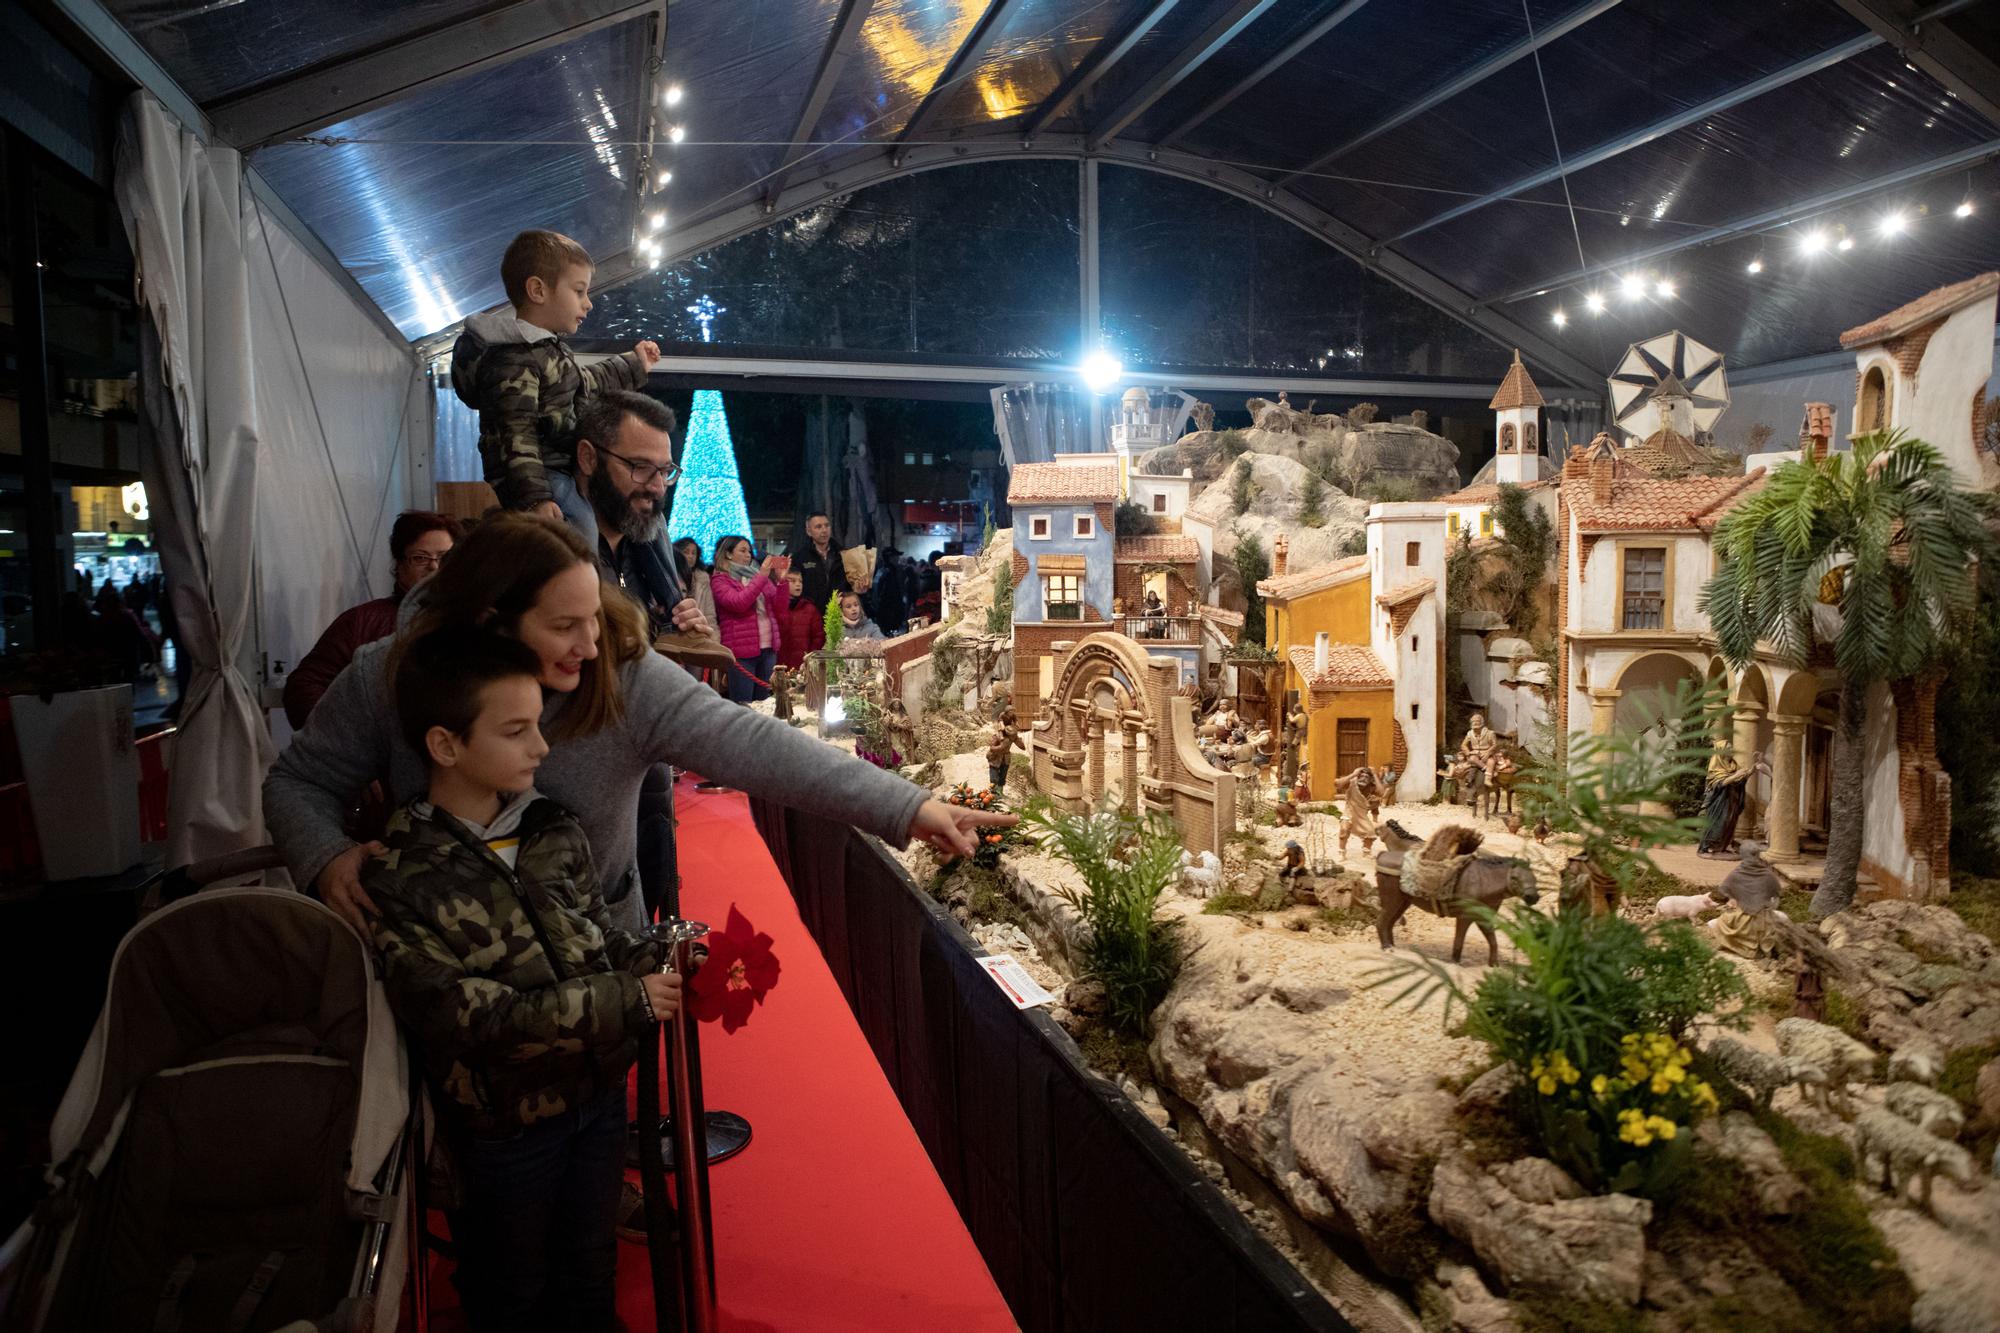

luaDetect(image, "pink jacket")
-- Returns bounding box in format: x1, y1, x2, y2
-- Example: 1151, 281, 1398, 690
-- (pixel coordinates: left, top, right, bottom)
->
711, 568, 788, 659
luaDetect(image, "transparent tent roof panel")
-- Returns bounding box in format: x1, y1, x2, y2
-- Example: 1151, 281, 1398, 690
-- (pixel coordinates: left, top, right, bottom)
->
917, 0, 1149, 134
811, 0, 993, 146
252, 20, 648, 338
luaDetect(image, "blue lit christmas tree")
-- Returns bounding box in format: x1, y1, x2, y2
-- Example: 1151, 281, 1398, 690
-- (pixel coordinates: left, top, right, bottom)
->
667, 388, 752, 562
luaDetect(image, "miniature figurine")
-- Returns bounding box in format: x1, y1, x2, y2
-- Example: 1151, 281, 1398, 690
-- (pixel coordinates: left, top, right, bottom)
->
1337, 765, 1384, 856
1697, 749, 1766, 857
1274, 799, 1301, 827
1458, 712, 1501, 780
986, 710, 1026, 790
1793, 955, 1827, 1023
1708, 840, 1781, 959
1279, 839, 1309, 880
1532, 815, 1550, 844
771, 664, 793, 721
885, 696, 917, 760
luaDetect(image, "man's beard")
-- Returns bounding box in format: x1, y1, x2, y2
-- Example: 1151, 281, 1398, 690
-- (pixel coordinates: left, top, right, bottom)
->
588, 465, 664, 544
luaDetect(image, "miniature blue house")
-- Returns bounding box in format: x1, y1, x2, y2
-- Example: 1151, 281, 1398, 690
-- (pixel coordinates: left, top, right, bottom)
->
1006, 459, 1119, 712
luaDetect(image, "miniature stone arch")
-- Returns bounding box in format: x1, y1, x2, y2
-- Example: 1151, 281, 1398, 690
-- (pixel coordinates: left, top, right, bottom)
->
1029, 631, 1237, 859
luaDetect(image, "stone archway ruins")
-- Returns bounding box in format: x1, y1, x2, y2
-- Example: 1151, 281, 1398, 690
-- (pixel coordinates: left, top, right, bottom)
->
1029, 632, 1237, 859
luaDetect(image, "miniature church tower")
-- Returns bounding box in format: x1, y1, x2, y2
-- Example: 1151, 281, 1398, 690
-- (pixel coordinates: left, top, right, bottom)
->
1109, 386, 1170, 494
1489, 349, 1546, 484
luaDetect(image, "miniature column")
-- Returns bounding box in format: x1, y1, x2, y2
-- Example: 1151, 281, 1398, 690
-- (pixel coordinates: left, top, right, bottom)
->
1121, 710, 1145, 816
1085, 710, 1107, 799
1766, 714, 1807, 863
1588, 688, 1621, 736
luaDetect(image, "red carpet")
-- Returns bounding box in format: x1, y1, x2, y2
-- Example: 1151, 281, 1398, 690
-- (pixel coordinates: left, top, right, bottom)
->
418, 786, 1015, 1333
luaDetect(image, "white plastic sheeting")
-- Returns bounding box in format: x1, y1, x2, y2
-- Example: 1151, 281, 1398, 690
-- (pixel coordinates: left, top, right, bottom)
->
116, 92, 427, 862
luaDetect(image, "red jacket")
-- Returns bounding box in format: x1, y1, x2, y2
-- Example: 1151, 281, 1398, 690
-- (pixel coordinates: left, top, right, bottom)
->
711, 568, 789, 660
283, 594, 401, 729
777, 595, 825, 671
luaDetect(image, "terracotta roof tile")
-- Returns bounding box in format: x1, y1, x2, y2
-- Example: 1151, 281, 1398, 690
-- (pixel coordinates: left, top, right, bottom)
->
1840, 272, 2000, 348
1197, 604, 1244, 627
1114, 535, 1199, 563
1376, 577, 1435, 608
1288, 643, 1392, 691
1007, 462, 1120, 505
1562, 469, 1767, 532
1489, 349, 1546, 411
1257, 553, 1369, 601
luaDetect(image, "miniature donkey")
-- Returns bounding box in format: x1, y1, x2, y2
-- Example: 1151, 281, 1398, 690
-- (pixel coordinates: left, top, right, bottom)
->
1374, 821, 1540, 965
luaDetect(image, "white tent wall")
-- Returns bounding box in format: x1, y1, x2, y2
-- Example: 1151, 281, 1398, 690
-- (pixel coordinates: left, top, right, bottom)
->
246, 197, 430, 743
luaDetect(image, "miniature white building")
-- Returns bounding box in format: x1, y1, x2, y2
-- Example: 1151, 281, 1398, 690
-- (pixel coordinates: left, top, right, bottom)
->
1491, 349, 1547, 485
1128, 469, 1194, 527
1108, 385, 1172, 494
1365, 502, 1447, 800
1839, 270, 1999, 490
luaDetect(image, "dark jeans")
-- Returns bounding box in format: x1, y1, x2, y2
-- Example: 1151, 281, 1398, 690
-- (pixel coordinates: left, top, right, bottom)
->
449, 1087, 628, 1333
727, 648, 776, 703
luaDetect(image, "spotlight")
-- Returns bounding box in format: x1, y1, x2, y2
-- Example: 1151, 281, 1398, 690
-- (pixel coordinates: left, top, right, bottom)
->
1080, 350, 1123, 393
655, 169, 673, 188
1837, 235, 1855, 251
1552, 308, 1568, 328
1746, 257, 1763, 274
663, 84, 685, 107
1956, 199, 1975, 218
667, 125, 686, 144
1584, 292, 1606, 314
1799, 228, 1829, 254
1877, 210, 1907, 237
647, 211, 666, 232
1655, 279, 1676, 299
1619, 273, 1647, 301
650, 257, 661, 270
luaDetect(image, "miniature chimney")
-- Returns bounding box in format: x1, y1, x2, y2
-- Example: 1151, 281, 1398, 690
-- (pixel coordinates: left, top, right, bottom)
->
1273, 533, 1289, 577
1799, 402, 1834, 460
1591, 452, 1615, 507
1314, 631, 1329, 677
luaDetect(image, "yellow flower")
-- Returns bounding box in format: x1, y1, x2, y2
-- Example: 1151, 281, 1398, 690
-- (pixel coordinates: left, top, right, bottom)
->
1650, 1075, 1671, 1095
1537, 1075, 1558, 1095
1648, 1115, 1678, 1141
1663, 1063, 1686, 1085
1591, 1074, 1609, 1096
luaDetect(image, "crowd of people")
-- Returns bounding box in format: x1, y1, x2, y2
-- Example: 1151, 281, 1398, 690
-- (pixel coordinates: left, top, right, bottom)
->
258, 228, 1009, 1332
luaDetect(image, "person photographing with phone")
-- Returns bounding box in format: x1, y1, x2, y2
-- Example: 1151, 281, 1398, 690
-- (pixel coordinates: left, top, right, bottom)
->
710, 535, 788, 704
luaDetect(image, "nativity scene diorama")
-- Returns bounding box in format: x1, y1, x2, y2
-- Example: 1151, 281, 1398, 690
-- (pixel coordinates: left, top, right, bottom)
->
762, 274, 2000, 1331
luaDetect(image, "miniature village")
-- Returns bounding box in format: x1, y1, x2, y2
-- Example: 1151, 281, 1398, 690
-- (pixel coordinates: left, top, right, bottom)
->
759, 275, 2000, 1332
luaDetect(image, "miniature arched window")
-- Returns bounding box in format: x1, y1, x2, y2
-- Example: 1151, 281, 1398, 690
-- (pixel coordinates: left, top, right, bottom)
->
1858, 366, 1891, 434
1523, 422, 1538, 455
1499, 423, 1517, 453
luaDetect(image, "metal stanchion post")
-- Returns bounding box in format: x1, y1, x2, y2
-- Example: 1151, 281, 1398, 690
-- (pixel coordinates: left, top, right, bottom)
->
644, 918, 717, 1333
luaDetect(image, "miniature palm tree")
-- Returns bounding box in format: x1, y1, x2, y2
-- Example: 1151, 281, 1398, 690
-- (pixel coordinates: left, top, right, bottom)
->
1700, 430, 1993, 917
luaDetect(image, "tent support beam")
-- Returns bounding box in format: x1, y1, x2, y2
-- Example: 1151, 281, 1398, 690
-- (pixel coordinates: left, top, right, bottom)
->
1085, 0, 1277, 152
1271, 0, 1622, 192
631, 136, 1602, 389
1384, 33, 1883, 244
762, 0, 877, 206
1021, 0, 1184, 142
1831, 0, 2000, 129
894, 0, 1028, 151
1484, 136, 2000, 306
1158, 0, 1373, 148
208, 0, 660, 149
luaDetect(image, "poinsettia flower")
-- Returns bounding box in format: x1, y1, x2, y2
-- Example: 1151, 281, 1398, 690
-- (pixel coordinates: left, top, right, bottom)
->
689, 905, 781, 1033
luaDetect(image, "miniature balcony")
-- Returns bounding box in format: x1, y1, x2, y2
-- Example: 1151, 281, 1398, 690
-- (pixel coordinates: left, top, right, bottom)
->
1121, 615, 1198, 643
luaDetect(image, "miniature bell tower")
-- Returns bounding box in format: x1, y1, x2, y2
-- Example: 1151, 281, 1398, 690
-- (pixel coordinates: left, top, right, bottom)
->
1489, 349, 1546, 484
1109, 386, 1167, 495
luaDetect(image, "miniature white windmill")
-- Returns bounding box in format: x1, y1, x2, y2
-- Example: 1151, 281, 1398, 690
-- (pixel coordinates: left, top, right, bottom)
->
1609, 331, 1729, 444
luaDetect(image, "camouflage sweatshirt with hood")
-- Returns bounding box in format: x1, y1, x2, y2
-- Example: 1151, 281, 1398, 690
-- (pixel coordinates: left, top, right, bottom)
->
449, 312, 647, 512
364, 788, 662, 1135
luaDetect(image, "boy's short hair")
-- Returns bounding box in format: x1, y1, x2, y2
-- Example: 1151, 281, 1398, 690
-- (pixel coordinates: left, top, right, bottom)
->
394, 627, 545, 758
501, 230, 594, 308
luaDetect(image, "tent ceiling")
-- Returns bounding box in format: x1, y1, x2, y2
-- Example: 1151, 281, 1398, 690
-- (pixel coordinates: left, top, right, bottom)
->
92, 0, 2000, 386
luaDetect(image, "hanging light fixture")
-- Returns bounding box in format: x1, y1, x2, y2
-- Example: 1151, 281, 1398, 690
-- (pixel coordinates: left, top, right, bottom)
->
1584, 291, 1606, 314
1799, 228, 1829, 254
668, 125, 686, 144
1877, 209, 1908, 237
1619, 273, 1647, 301
1746, 257, 1763, 274
1552, 308, 1568, 328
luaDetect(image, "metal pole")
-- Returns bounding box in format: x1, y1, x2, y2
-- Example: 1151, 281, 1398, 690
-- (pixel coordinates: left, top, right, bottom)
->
645, 918, 717, 1333
6, 130, 62, 651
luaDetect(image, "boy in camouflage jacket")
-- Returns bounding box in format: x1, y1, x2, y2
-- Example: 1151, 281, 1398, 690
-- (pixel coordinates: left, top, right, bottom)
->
364, 627, 679, 1331
450, 229, 660, 518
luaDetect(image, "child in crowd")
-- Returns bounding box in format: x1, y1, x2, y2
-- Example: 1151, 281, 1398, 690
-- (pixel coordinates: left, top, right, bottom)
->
776, 568, 824, 673
836, 589, 886, 648
363, 627, 680, 1333
451, 229, 662, 531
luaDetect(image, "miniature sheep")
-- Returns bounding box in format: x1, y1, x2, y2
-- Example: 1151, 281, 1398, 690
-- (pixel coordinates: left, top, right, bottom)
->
1853, 1106, 1976, 1210
1655, 892, 1721, 921
1883, 1081, 1967, 1139
1775, 1018, 1880, 1114
1179, 849, 1223, 898
1707, 1037, 1825, 1109
1887, 1035, 1946, 1086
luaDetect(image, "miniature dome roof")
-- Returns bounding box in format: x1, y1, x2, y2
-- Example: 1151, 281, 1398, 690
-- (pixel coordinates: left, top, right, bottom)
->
1120, 386, 1150, 410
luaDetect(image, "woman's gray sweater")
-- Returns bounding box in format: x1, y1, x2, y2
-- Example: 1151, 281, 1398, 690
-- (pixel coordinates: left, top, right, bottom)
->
263, 639, 928, 930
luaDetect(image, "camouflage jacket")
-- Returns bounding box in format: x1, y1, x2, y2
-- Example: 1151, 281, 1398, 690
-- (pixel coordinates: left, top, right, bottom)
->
449, 312, 647, 511
363, 793, 662, 1135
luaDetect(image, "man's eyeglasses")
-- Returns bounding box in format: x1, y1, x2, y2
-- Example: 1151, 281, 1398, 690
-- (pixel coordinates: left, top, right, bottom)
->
401, 550, 447, 571
596, 443, 680, 487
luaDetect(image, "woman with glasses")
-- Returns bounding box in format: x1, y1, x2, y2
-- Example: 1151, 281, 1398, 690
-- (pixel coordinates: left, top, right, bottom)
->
710, 534, 787, 705
282, 510, 464, 729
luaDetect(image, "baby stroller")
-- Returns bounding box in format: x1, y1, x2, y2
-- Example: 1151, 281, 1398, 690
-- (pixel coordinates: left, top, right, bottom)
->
0, 857, 420, 1333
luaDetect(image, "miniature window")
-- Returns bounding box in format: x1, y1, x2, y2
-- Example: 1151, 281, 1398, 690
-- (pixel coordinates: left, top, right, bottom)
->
1858, 366, 1890, 434
1479, 511, 1494, 538
922, 453, 934, 465
1152, 493, 1168, 513
1447, 512, 1461, 536
1030, 515, 1050, 540
1621, 547, 1667, 630
1411, 635, 1419, 654
1405, 541, 1421, 566
1045, 573, 1082, 620
903, 452, 916, 465
1411, 702, 1420, 721
1499, 422, 1517, 453
1523, 422, 1538, 454
1074, 513, 1095, 539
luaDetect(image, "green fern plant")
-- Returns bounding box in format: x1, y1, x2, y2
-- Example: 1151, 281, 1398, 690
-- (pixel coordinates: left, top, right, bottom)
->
1020, 799, 1186, 1037
1700, 429, 1995, 915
